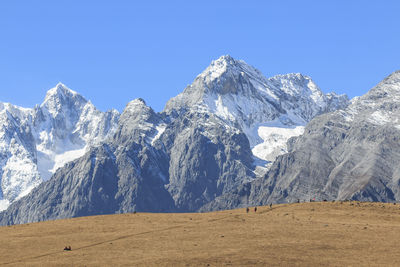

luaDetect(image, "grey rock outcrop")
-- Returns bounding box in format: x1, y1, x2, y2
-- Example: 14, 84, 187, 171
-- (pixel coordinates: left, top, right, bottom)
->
162, 110, 255, 211
0, 100, 174, 224
204, 70, 400, 210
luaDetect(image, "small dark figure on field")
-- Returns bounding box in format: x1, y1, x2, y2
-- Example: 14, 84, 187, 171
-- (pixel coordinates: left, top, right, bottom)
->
270, 203, 272, 209
64, 246, 71, 251
297, 199, 300, 203
246, 207, 249, 213
254, 207, 257, 212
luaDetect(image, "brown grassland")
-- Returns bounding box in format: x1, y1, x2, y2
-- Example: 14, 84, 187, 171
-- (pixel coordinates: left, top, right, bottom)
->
1, 201, 400, 266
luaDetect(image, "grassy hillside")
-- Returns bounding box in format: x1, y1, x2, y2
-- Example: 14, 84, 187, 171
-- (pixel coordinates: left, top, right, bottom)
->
1, 201, 400, 266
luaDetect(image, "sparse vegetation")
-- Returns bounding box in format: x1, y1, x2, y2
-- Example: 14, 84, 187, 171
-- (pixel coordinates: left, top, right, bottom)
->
1, 202, 400, 266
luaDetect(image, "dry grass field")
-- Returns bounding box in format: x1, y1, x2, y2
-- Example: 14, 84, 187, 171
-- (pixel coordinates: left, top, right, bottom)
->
1, 201, 400, 266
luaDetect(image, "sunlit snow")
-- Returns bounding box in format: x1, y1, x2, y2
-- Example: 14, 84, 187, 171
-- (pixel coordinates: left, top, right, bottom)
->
0, 199, 10, 212
252, 125, 305, 163
368, 110, 392, 125
37, 145, 87, 180
151, 124, 167, 145
0, 83, 120, 210
165, 55, 348, 177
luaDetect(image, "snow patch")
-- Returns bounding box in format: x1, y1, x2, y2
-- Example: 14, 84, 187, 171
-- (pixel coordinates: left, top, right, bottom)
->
0, 199, 10, 211
36, 139, 87, 180
214, 95, 235, 121
252, 125, 304, 166
151, 124, 167, 145
368, 110, 392, 125
51, 147, 87, 173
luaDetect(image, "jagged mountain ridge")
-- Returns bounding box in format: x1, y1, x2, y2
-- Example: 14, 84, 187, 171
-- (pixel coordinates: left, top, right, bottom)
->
202, 70, 400, 211
0, 55, 349, 224
0, 84, 119, 210
165, 56, 347, 133
166, 55, 348, 172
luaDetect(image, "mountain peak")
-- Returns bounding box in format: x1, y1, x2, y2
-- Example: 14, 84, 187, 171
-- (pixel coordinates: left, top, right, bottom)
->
362, 70, 400, 101
197, 55, 235, 82
126, 98, 147, 107
165, 56, 349, 121
197, 55, 260, 83
45, 83, 79, 100
213, 54, 236, 65
41, 83, 87, 116
123, 98, 151, 115
268, 73, 322, 97
164, 55, 257, 113
381, 70, 400, 85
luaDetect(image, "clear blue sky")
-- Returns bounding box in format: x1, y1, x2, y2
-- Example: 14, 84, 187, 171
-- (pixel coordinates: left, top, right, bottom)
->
1, 1, 399, 112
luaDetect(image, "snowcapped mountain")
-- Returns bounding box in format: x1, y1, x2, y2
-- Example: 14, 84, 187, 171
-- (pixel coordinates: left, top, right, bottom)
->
165, 55, 349, 173
33, 84, 119, 180
0, 83, 119, 210
342, 71, 400, 127
0, 103, 39, 210
0, 55, 350, 224
202, 70, 400, 212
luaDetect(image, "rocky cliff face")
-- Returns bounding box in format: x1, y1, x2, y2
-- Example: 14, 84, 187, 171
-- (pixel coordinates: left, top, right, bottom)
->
0, 100, 175, 225
0, 56, 350, 225
162, 110, 255, 211
165, 55, 349, 173
162, 55, 348, 210
203, 70, 400, 211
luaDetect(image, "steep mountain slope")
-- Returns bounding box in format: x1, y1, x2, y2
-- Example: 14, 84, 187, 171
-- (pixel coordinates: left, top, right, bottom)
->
0, 98, 255, 224
165, 55, 348, 173
161, 109, 255, 211
203, 70, 400, 211
0, 55, 348, 224
34, 84, 120, 180
0, 83, 119, 210
162, 55, 349, 209
0, 103, 39, 210
0, 100, 175, 224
